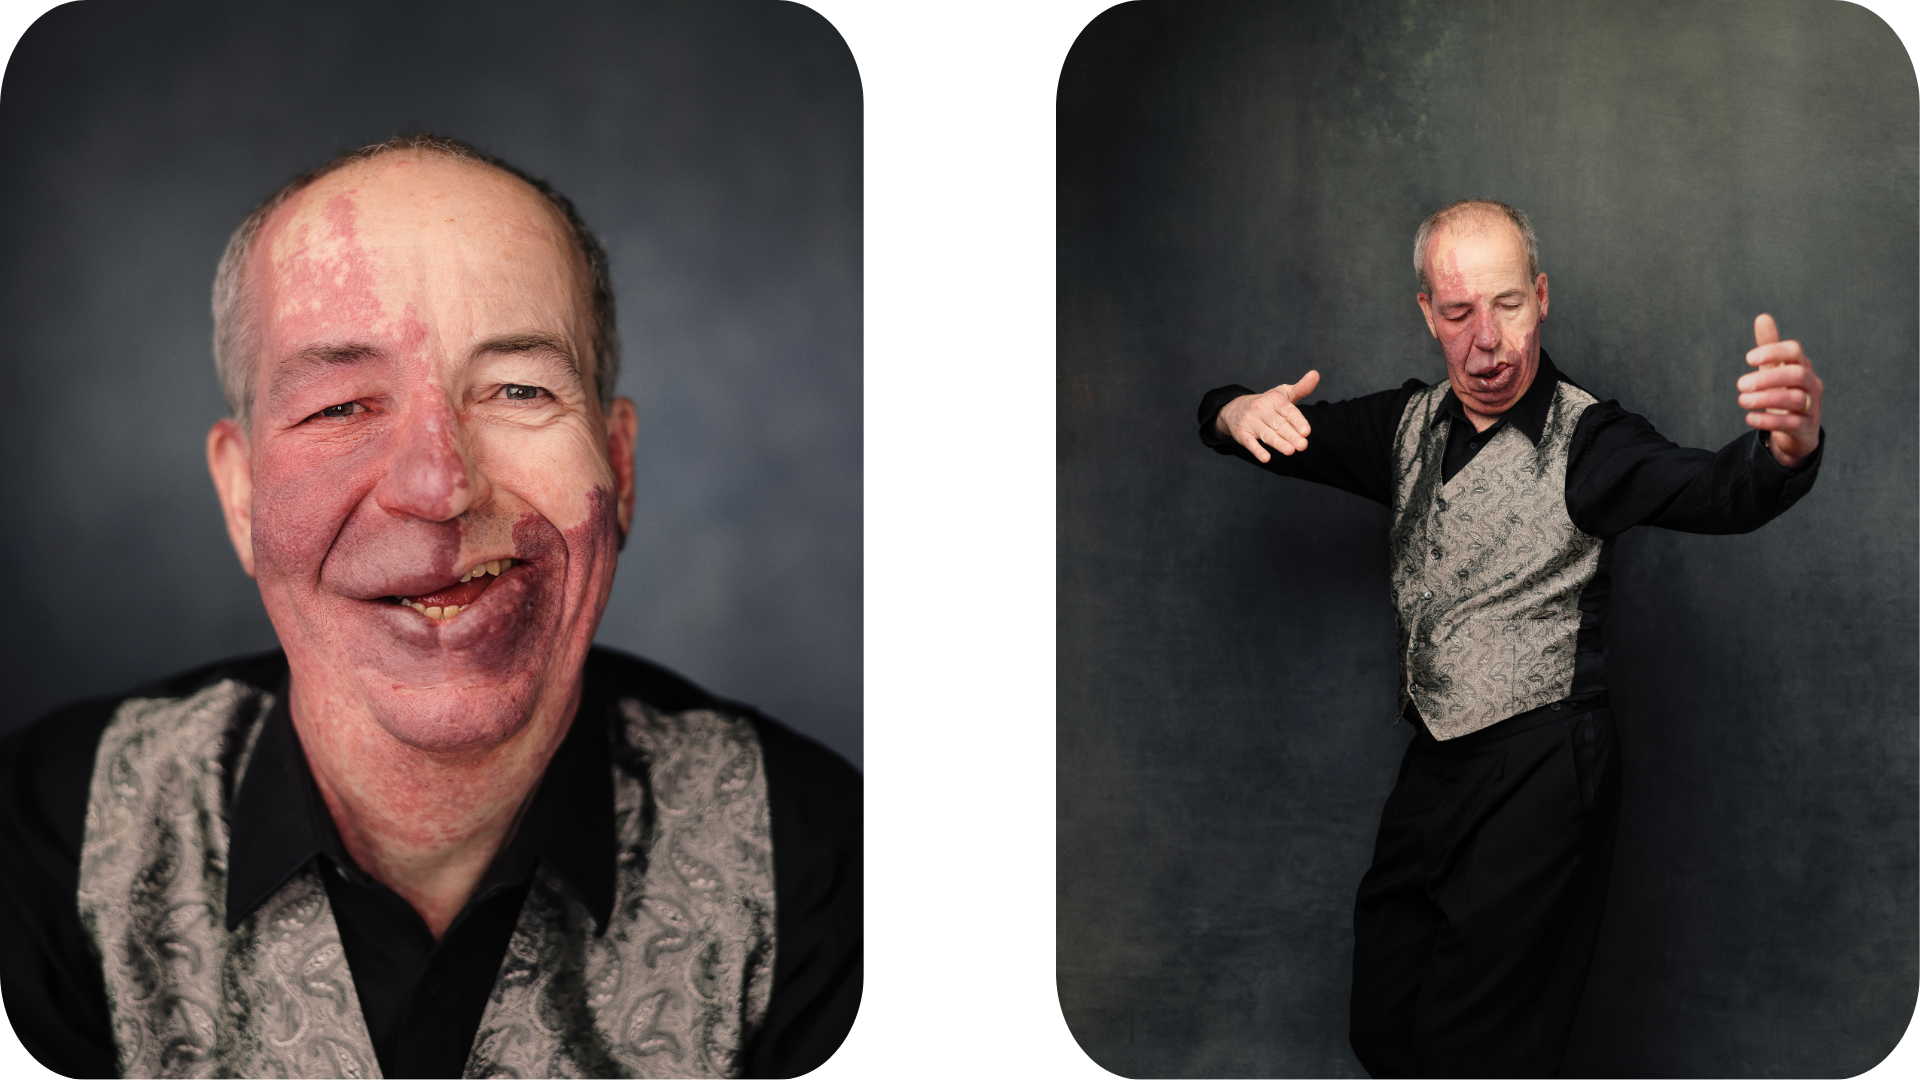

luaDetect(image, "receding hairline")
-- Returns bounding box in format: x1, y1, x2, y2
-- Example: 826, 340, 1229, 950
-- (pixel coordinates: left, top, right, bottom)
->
252, 152, 588, 273
1413, 199, 1540, 295
213, 134, 623, 425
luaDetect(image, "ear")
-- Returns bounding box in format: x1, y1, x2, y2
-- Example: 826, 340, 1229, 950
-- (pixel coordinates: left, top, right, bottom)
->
605, 397, 638, 549
1417, 292, 1439, 339
1535, 273, 1549, 320
207, 418, 256, 577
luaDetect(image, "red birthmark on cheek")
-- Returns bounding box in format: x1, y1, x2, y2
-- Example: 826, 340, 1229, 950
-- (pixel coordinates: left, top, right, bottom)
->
529, 485, 620, 626
521, 485, 618, 590
1438, 314, 1478, 368
563, 485, 618, 548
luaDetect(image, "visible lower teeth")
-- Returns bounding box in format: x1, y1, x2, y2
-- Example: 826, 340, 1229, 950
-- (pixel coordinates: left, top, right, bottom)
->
407, 602, 462, 620
396, 558, 514, 617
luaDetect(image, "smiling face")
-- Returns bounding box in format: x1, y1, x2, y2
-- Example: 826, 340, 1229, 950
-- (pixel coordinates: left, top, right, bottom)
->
1416, 213, 1549, 422
207, 153, 636, 756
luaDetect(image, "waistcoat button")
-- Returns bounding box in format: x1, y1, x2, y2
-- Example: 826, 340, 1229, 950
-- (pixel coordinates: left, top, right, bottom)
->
1431, 547, 1442, 560
1436, 497, 1448, 511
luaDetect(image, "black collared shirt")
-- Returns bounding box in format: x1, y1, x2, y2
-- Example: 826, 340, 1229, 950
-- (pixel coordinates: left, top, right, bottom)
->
0, 647, 860, 1079
1197, 350, 1823, 537
225, 673, 616, 1079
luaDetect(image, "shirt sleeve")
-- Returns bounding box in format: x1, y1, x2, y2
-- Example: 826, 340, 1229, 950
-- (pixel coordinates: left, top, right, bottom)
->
0, 698, 122, 1078
1198, 380, 1427, 508
741, 716, 861, 1080
1564, 399, 1825, 538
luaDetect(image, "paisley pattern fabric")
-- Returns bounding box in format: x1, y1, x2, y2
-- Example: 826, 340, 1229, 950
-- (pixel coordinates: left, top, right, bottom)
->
465, 699, 776, 1079
77, 681, 776, 1079
1388, 379, 1604, 740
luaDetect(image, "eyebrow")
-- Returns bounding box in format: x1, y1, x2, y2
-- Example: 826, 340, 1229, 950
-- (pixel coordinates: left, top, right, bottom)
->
473, 332, 582, 382
278, 342, 384, 375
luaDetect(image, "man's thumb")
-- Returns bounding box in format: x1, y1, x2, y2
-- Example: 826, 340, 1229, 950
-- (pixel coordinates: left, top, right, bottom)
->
1754, 313, 1779, 347
1289, 369, 1321, 402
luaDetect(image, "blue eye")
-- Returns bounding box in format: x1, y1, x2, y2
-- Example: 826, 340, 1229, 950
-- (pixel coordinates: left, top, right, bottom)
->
502, 384, 545, 401
311, 402, 362, 419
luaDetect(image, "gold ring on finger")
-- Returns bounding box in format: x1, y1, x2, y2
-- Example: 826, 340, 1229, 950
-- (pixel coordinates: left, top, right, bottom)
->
1804, 392, 1812, 412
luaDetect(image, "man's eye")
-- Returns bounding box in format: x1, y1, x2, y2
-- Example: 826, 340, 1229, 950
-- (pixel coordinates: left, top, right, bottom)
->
502, 384, 546, 401
309, 402, 363, 420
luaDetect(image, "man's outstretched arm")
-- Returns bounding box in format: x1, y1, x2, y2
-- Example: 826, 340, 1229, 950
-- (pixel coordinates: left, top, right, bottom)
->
1197, 373, 1425, 508
1564, 314, 1825, 537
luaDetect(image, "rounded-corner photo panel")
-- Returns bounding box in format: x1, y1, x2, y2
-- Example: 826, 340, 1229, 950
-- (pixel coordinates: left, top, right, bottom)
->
1056, 1, 1915, 1076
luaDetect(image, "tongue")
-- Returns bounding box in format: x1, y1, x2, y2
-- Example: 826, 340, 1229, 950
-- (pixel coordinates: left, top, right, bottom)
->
404, 574, 495, 609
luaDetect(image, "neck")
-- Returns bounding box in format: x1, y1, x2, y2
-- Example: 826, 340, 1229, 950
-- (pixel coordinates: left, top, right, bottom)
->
1463, 405, 1502, 433
1460, 352, 1540, 433
288, 674, 582, 939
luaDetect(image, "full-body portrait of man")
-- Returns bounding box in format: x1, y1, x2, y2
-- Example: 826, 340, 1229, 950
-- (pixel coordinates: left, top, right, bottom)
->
1197, 200, 1823, 1077
0, 135, 861, 1079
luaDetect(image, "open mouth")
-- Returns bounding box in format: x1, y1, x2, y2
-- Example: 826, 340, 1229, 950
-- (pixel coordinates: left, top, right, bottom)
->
384, 559, 516, 621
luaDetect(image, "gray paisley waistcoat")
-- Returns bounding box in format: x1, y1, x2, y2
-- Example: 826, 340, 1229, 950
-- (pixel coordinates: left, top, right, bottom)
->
1388, 378, 1603, 740
75, 678, 776, 1078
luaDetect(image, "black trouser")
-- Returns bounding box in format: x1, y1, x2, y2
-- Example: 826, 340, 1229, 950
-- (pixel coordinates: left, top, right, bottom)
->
1349, 700, 1621, 1079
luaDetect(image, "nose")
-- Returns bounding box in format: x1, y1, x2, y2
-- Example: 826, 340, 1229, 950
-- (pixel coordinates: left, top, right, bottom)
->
1471, 308, 1500, 354
373, 395, 488, 521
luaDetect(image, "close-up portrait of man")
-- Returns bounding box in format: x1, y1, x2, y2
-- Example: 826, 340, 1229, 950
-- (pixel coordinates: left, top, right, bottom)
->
1058, 1, 1914, 1077
0, 3, 861, 1078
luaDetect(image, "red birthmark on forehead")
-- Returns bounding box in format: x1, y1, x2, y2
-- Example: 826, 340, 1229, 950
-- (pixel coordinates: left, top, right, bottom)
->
265, 189, 430, 379
281, 194, 379, 321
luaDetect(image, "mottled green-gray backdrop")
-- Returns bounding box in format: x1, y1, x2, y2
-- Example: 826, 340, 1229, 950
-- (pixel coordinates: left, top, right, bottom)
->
1057, 1, 1916, 1075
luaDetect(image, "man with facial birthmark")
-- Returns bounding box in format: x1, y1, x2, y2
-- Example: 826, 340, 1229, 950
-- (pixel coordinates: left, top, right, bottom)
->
1197, 200, 1823, 1078
0, 134, 860, 1079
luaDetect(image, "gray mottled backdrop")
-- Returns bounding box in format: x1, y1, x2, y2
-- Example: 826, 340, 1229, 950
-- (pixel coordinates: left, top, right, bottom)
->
1058, 0, 1915, 1075
0, 0, 861, 766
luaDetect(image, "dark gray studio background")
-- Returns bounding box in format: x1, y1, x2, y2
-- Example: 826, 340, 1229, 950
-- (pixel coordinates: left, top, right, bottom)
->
0, 0, 861, 767
1059, 1, 1915, 1076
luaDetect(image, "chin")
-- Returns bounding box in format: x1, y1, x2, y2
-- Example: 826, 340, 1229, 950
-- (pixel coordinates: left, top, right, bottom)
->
363, 677, 546, 754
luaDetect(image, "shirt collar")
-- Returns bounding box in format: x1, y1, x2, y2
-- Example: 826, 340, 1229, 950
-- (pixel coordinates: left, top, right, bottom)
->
226, 659, 616, 933
1434, 349, 1562, 446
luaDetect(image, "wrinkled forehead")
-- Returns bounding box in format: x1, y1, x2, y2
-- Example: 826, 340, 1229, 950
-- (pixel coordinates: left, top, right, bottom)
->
251, 155, 591, 335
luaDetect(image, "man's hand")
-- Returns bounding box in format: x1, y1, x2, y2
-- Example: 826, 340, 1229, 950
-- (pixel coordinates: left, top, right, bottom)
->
1216, 370, 1321, 463
1737, 313, 1823, 469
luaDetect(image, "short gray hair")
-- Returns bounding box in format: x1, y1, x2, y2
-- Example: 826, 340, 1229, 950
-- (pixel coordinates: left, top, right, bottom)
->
211, 133, 620, 426
1412, 199, 1539, 293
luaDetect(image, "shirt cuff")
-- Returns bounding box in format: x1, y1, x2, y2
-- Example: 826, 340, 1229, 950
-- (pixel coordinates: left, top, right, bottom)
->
1758, 427, 1825, 476
1197, 384, 1256, 449
1756, 427, 1825, 510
